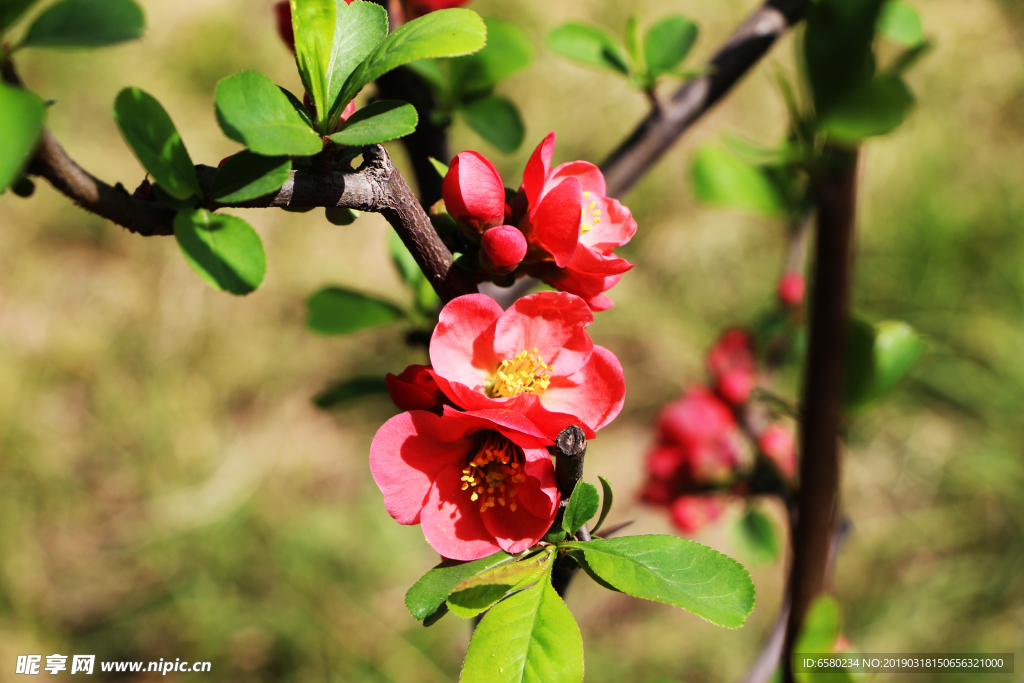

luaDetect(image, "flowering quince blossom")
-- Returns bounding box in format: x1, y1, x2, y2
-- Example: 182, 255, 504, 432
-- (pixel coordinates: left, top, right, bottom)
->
777, 271, 806, 307
670, 495, 727, 533
401, 0, 471, 20
427, 291, 626, 439
385, 364, 448, 412
441, 133, 637, 309
369, 407, 558, 561
759, 424, 796, 479
707, 329, 757, 405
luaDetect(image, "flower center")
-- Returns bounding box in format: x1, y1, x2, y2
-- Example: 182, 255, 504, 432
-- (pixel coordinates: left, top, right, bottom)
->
461, 432, 527, 513
487, 348, 554, 398
580, 191, 602, 236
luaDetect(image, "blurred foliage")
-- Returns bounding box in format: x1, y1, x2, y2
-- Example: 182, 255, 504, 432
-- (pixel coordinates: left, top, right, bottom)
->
0, 0, 1022, 681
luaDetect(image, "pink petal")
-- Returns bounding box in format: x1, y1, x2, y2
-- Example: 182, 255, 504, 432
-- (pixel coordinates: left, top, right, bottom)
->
442, 151, 506, 232
530, 177, 583, 268
369, 411, 473, 525
518, 448, 560, 519
421, 463, 503, 561
521, 404, 596, 440
430, 294, 503, 391
493, 291, 594, 378
578, 195, 637, 251
538, 346, 626, 433
480, 501, 552, 555
547, 160, 607, 197
522, 131, 556, 208
440, 406, 553, 449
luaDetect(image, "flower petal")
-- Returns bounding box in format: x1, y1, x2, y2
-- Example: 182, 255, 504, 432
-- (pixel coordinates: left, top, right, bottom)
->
442, 151, 506, 232
480, 500, 552, 555
430, 294, 503, 391
529, 177, 583, 268
539, 345, 625, 432
578, 195, 637, 251
493, 291, 594, 378
440, 405, 553, 449
522, 131, 556, 208
421, 462, 503, 561
547, 160, 606, 197
518, 447, 559, 519
369, 411, 473, 525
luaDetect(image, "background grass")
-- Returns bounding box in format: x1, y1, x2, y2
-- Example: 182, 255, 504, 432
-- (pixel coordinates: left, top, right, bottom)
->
1, 0, 1022, 680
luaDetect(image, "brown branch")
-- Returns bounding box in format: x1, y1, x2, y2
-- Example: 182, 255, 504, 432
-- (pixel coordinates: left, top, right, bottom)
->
600, 0, 808, 199
26, 129, 476, 302
548, 425, 588, 598
782, 149, 859, 682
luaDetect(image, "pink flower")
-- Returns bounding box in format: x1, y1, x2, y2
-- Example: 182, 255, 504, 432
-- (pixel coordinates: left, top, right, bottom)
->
778, 272, 806, 307
653, 386, 746, 483
442, 151, 507, 236
481, 225, 528, 275
369, 407, 558, 561
386, 364, 447, 412
428, 292, 625, 439
401, 0, 471, 20
759, 424, 796, 479
670, 496, 727, 533
707, 329, 757, 405
519, 132, 637, 311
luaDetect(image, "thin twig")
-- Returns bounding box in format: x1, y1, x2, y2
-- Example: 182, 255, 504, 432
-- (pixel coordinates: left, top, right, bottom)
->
600, 0, 808, 199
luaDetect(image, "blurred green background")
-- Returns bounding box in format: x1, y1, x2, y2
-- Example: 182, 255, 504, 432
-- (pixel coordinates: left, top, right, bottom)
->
1, 0, 1022, 680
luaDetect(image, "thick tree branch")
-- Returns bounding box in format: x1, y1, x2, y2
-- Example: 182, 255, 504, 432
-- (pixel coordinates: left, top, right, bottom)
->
782, 149, 859, 682
600, 0, 808, 199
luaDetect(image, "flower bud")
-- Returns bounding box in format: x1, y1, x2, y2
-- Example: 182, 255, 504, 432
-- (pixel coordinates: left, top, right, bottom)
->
441, 152, 506, 238
480, 225, 527, 276
758, 424, 795, 479
385, 365, 446, 412
778, 272, 806, 307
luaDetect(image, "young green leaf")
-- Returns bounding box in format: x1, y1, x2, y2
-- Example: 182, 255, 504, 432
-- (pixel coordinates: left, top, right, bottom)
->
0, 0, 38, 35
460, 94, 525, 153
329, 100, 418, 146
19, 0, 143, 49
447, 548, 554, 618
562, 480, 600, 537
210, 151, 291, 203
313, 376, 389, 409
591, 475, 614, 534
691, 145, 784, 216
793, 597, 854, 683
461, 566, 583, 683
0, 82, 45, 193
173, 210, 266, 296
113, 87, 201, 201
405, 551, 514, 622
336, 8, 487, 119
625, 16, 644, 77
562, 535, 756, 629
819, 75, 914, 144
449, 16, 533, 100
547, 22, 630, 76
645, 15, 698, 77
733, 508, 780, 565
877, 0, 924, 47
215, 71, 323, 157
306, 286, 406, 335
845, 318, 926, 409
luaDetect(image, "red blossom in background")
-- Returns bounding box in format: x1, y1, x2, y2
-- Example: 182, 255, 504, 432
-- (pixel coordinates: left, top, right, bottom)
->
759, 424, 796, 479
385, 364, 447, 412
778, 272, 806, 307
670, 496, 727, 533
369, 407, 558, 561
707, 329, 757, 405
428, 291, 625, 439
401, 0, 471, 19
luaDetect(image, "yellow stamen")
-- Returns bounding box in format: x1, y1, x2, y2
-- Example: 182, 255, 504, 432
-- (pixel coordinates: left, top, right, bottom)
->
487, 348, 554, 398
580, 196, 603, 236
461, 432, 529, 513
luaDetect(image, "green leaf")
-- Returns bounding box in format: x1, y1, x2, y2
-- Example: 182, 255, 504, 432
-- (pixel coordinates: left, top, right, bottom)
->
405, 551, 514, 621
845, 318, 926, 409
215, 71, 323, 157
428, 157, 449, 178
562, 481, 599, 537
461, 566, 583, 683
547, 23, 629, 76
877, 0, 923, 47
793, 597, 853, 683
325, 206, 360, 225
733, 508, 780, 565
306, 286, 406, 335
0, 0, 37, 35
313, 375, 388, 409
406, 58, 447, 93
210, 151, 291, 203
449, 16, 533, 99
0, 82, 45, 193
173, 210, 266, 295
625, 16, 643, 77
447, 548, 554, 618
388, 231, 440, 315
152, 183, 198, 211
20, 0, 143, 48
645, 15, 698, 76
460, 94, 524, 153
329, 99, 418, 146
691, 145, 784, 216
591, 476, 614, 534
337, 8, 487, 119
562, 535, 755, 628
804, 0, 886, 116
113, 87, 201, 201
819, 75, 914, 143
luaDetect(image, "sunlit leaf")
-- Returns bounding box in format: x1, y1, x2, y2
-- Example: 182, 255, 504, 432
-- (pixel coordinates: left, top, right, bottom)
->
406, 551, 514, 622
691, 145, 784, 216
447, 549, 554, 618
845, 318, 926, 409
215, 71, 323, 156
645, 15, 698, 76
591, 476, 614, 534
561, 480, 599, 537
174, 210, 266, 295
0, 82, 45, 193
547, 22, 629, 76
20, 0, 143, 48
329, 99, 418, 146
877, 0, 924, 47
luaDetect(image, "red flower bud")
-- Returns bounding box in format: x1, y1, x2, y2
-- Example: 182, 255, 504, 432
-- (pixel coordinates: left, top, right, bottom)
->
758, 424, 795, 479
777, 272, 806, 307
441, 151, 506, 236
385, 364, 446, 412
480, 225, 527, 275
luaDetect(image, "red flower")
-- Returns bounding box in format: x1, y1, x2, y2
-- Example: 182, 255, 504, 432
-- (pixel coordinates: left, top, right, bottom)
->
481, 225, 528, 275
401, 0, 471, 20
653, 386, 747, 484
777, 272, 806, 307
759, 424, 796, 479
386, 364, 447, 412
369, 407, 558, 561
428, 292, 625, 439
707, 329, 757, 405
519, 132, 637, 311
442, 151, 507, 235
670, 496, 726, 533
